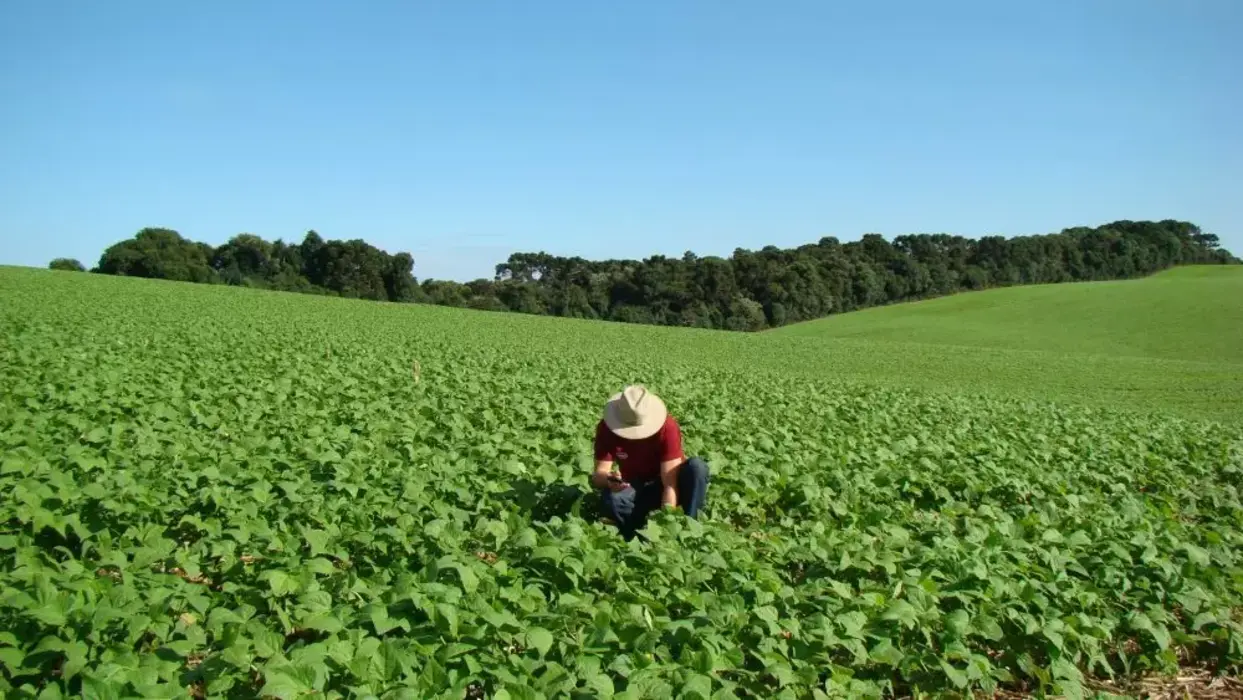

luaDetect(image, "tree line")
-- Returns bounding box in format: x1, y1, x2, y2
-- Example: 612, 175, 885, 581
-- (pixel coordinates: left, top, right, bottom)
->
50, 220, 1237, 331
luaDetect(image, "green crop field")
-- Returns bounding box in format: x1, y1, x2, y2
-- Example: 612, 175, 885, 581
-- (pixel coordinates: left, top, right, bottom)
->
759, 266, 1243, 423
771, 266, 1243, 365
1, 266, 1241, 699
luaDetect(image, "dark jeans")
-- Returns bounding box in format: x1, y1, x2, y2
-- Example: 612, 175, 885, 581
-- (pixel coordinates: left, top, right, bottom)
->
600, 457, 709, 540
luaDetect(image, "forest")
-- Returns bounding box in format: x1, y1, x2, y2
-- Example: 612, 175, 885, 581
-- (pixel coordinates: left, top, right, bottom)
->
52, 220, 1236, 331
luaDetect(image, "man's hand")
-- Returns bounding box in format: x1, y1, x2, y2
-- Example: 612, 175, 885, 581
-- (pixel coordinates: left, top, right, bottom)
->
659, 458, 681, 509
592, 460, 628, 491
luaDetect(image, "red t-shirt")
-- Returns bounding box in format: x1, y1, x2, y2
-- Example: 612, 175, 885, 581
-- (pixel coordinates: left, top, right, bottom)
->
594, 415, 685, 482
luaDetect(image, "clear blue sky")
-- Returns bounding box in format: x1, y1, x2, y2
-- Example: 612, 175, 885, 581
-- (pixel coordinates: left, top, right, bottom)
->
2, 1, 1239, 281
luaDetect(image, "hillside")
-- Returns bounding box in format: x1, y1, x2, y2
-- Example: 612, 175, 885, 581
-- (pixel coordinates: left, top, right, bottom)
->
7, 266, 1243, 423
749, 266, 1243, 422
2, 266, 1240, 698
771, 265, 1243, 365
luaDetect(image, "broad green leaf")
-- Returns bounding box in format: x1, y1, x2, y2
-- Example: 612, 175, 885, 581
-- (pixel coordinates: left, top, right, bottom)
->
303, 528, 330, 557
435, 603, 459, 638
584, 671, 615, 697
836, 611, 867, 637
944, 609, 970, 637
881, 600, 918, 628
1182, 543, 1211, 567
526, 627, 554, 658
263, 570, 299, 597
0, 646, 25, 670
261, 667, 316, 700
755, 606, 779, 624
681, 672, 713, 699
305, 557, 336, 575
939, 660, 969, 688
80, 674, 125, 700
868, 638, 903, 666
29, 603, 68, 626
301, 613, 343, 633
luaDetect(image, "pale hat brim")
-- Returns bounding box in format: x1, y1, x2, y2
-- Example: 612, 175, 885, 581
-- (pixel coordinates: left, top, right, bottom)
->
603, 390, 667, 440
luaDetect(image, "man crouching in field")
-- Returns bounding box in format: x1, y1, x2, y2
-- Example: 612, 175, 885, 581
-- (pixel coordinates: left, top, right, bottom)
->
590, 385, 709, 540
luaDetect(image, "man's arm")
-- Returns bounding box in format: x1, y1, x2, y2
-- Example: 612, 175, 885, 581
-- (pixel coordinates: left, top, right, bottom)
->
590, 421, 622, 491
659, 458, 680, 508
658, 417, 685, 509
591, 459, 618, 490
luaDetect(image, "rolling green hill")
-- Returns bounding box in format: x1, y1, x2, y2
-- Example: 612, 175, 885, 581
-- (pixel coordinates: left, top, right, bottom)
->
747, 266, 1243, 422
771, 265, 1243, 365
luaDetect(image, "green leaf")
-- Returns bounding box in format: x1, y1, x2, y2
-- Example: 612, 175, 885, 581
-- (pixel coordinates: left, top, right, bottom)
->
584, 671, 615, 697
446, 562, 479, 595
755, 606, 779, 624
301, 613, 342, 633
435, 603, 459, 638
1191, 611, 1218, 630
0, 646, 25, 670
531, 546, 562, 562
29, 603, 68, 626
261, 666, 316, 699
882, 600, 918, 628
80, 674, 124, 700
526, 627, 554, 658
303, 528, 330, 556
81, 482, 108, 500
836, 611, 867, 637
1130, 611, 1170, 650
1043, 628, 1065, 652
692, 648, 716, 674
1149, 623, 1171, 651
944, 609, 970, 637
1065, 530, 1092, 547
263, 570, 298, 596
1182, 543, 1211, 567
940, 660, 969, 688
369, 605, 400, 635
681, 672, 713, 699
0, 458, 27, 475
974, 615, 1004, 641
163, 640, 197, 656
305, 557, 336, 575
868, 638, 903, 666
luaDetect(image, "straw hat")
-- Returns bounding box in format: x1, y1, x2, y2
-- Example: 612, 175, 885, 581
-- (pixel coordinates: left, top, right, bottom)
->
603, 385, 668, 440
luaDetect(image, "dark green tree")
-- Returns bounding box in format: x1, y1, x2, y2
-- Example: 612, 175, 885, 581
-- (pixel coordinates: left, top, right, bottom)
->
96, 228, 217, 283
83, 219, 1238, 331
49, 258, 85, 272
212, 234, 274, 285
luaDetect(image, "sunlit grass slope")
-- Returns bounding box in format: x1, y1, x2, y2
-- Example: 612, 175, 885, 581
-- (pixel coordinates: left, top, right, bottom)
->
771, 265, 1243, 365
755, 265, 1243, 422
